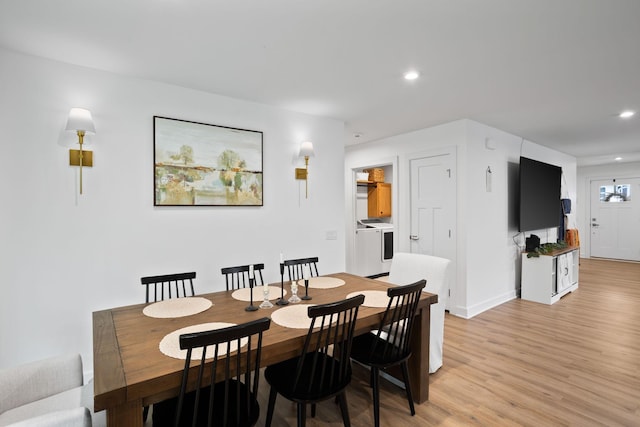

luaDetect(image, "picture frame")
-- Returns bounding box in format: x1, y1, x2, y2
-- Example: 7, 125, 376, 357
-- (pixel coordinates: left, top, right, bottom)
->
153, 116, 263, 206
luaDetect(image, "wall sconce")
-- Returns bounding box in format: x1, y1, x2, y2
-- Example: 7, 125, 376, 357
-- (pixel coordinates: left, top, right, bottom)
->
295, 141, 314, 198
65, 108, 96, 194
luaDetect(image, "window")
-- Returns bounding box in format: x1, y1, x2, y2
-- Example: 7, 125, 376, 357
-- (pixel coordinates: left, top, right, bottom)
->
599, 184, 631, 202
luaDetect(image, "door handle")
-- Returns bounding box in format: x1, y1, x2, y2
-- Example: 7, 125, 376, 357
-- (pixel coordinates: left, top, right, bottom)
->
409, 235, 419, 240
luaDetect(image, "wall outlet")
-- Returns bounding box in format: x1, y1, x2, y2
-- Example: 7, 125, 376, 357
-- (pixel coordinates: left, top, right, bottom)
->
326, 230, 338, 240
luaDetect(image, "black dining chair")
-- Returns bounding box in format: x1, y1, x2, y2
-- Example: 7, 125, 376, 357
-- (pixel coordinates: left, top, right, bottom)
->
221, 263, 265, 291
152, 317, 271, 427
264, 294, 365, 427
283, 257, 319, 281
350, 280, 426, 427
140, 271, 197, 421
140, 272, 197, 303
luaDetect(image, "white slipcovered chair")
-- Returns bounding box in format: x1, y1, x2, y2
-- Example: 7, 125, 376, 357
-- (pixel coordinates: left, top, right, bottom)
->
0, 354, 93, 427
383, 252, 451, 373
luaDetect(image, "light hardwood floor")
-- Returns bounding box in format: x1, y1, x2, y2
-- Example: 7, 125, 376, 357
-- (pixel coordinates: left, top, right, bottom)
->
255, 258, 640, 426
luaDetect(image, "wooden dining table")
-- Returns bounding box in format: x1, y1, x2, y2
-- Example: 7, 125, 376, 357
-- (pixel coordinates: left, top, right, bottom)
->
92, 272, 437, 426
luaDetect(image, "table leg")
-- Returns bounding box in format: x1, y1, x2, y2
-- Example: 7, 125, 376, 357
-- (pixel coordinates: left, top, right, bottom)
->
409, 304, 430, 403
106, 399, 143, 427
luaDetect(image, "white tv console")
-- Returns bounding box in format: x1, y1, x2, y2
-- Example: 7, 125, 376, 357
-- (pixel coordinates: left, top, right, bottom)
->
521, 246, 579, 305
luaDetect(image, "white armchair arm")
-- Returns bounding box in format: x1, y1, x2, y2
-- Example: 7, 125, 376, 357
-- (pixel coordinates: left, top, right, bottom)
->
0, 354, 83, 416
7, 407, 91, 427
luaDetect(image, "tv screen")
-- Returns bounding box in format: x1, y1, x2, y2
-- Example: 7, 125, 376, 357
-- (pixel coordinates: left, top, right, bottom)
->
518, 156, 562, 232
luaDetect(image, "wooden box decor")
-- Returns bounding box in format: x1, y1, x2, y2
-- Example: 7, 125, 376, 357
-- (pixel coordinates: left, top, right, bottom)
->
364, 168, 385, 182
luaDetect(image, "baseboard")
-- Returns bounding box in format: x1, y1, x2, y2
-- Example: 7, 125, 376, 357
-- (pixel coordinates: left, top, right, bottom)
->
452, 290, 517, 319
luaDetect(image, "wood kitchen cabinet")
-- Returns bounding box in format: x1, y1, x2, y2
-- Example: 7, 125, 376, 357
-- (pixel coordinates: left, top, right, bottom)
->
368, 182, 391, 217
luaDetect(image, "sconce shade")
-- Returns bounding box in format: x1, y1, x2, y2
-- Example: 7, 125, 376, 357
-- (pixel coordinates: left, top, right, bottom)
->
299, 141, 314, 158
65, 108, 95, 133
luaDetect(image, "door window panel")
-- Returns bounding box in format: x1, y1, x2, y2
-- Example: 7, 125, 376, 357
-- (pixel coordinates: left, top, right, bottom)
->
599, 184, 631, 202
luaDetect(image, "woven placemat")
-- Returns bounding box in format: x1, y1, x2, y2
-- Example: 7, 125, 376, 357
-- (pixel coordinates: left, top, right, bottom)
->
159, 322, 247, 360
270, 304, 316, 329
231, 286, 286, 302
346, 290, 389, 308
143, 297, 212, 318
300, 277, 346, 289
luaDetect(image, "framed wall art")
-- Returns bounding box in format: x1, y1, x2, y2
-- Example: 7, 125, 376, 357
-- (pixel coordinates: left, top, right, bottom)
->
154, 116, 263, 206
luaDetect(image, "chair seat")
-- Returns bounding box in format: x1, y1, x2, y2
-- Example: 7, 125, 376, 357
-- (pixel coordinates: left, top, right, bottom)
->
351, 333, 411, 368
264, 352, 351, 403
152, 380, 259, 427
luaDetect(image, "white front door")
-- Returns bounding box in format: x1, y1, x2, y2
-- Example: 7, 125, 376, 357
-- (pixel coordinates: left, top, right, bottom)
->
590, 178, 640, 261
409, 152, 456, 308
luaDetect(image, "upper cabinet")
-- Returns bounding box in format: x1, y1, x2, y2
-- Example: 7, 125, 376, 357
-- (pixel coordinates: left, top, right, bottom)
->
368, 183, 392, 217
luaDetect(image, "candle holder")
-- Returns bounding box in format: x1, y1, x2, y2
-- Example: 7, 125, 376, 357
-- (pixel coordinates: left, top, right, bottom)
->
288, 281, 301, 303
301, 278, 312, 300
259, 286, 273, 309
276, 263, 289, 306
245, 278, 259, 311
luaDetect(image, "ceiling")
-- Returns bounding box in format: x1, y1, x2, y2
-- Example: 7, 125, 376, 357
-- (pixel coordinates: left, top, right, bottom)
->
1, 0, 639, 166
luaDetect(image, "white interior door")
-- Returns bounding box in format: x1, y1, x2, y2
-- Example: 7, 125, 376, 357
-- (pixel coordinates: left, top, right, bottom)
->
410, 152, 456, 308
590, 178, 640, 261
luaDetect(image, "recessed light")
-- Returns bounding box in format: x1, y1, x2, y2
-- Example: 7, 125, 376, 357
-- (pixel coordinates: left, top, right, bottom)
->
615, 157, 623, 161
404, 70, 419, 81
619, 111, 635, 118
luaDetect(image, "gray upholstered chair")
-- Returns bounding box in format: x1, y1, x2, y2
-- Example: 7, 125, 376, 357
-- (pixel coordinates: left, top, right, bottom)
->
0, 354, 93, 426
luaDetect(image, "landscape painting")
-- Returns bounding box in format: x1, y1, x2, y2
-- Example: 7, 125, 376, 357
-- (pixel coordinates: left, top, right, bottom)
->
154, 116, 263, 206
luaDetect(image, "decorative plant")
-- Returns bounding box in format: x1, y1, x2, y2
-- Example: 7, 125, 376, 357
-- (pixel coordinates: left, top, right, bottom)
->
526, 241, 568, 258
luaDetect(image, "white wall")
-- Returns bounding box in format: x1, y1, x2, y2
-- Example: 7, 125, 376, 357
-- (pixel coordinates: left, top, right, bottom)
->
577, 161, 640, 257
465, 121, 577, 316
0, 48, 346, 372
345, 119, 577, 318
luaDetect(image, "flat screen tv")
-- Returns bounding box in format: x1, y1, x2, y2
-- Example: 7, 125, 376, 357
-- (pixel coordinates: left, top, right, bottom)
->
518, 156, 562, 232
